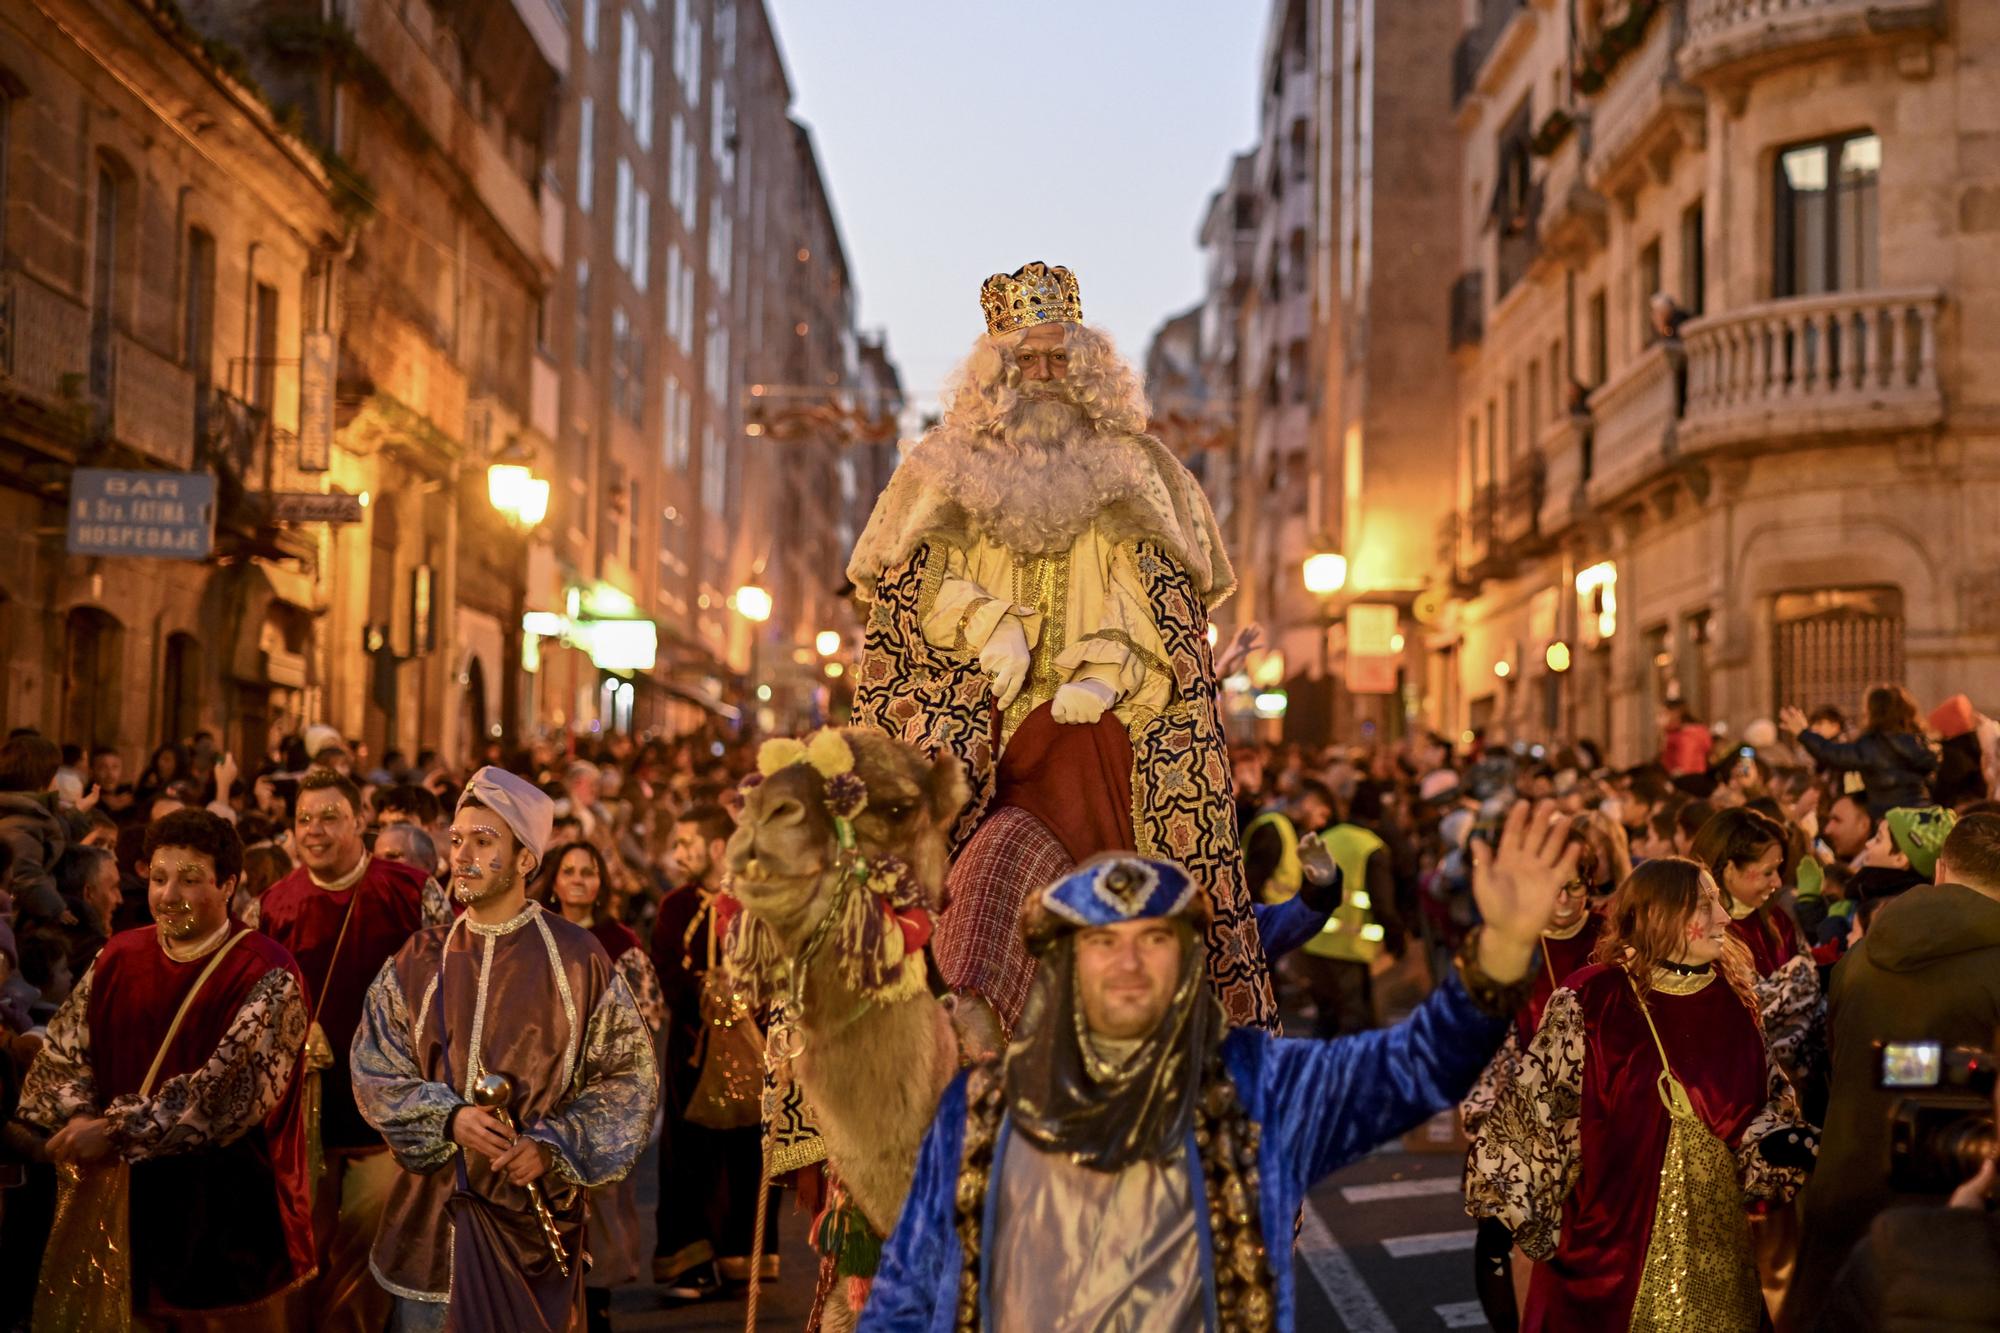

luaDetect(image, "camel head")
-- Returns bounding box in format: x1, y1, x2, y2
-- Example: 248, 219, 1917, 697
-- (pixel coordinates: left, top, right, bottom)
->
727, 726, 967, 949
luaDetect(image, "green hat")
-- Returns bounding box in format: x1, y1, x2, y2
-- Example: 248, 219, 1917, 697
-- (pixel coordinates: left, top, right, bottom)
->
1884, 806, 1957, 880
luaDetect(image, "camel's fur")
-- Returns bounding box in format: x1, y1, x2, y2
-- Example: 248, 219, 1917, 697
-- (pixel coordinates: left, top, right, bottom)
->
726, 727, 969, 1238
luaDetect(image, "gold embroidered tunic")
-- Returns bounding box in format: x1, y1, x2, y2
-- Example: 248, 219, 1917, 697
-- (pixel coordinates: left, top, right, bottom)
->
921, 526, 1173, 746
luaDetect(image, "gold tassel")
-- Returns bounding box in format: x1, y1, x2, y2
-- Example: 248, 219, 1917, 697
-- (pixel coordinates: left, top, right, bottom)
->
302, 1020, 337, 1187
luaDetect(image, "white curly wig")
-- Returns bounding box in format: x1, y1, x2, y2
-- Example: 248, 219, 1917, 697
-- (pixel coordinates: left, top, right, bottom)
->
936, 323, 1150, 439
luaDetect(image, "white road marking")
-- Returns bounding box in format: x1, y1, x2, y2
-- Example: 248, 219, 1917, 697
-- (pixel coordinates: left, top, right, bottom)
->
1297, 1203, 1396, 1333
1435, 1299, 1490, 1328
1382, 1229, 1478, 1259
1339, 1176, 1464, 1205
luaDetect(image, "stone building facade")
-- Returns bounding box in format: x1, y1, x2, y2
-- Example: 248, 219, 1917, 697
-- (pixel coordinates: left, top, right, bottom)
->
1428, 0, 2000, 762
0, 0, 348, 764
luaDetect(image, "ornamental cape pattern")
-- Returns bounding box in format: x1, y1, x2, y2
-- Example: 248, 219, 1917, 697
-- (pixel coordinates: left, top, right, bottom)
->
855, 541, 1276, 1032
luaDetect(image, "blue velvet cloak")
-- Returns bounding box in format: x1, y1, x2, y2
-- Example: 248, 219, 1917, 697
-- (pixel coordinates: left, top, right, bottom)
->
858, 969, 1508, 1332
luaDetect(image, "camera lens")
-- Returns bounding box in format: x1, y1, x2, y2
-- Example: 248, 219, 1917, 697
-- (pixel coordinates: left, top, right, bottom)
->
1933, 1115, 1998, 1182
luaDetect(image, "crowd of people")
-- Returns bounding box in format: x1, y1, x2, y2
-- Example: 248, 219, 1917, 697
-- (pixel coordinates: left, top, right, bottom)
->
0, 719, 768, 1331
0, 255, 1995, 1332
0, 675, 1987, 1329
1218, 682, 2000, 1330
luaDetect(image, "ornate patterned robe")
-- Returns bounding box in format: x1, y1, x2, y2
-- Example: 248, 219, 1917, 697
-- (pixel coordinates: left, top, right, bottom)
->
18, 922, 316, 1314
1464, 963, 1811, 1331
349, 902, 658, 1309
849, 432, 1274, 1031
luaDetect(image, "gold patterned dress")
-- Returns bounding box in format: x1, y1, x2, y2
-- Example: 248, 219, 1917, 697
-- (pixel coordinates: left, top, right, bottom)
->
1463, 961, 1812, 1332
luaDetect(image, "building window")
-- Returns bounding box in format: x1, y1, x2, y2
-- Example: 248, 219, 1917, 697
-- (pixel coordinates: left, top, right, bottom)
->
613, 157, 633, 270
63, 607, 123, 748
583, 0, 599, 50
1680, 199, 1705, 316
1491, 100, 1537, 300
183, 228, 216, 390
90, 161, 127, 404
575, 258, 591, 366
636, 47, 654, 150
161, 632, 201, 747
632, 187, 650, 293
1526, 358, 1541, 440
1775, 131, 1880, 298
0, 84, 13, 256
1772, 586, 1903, 721
618, 11, 639, 123
1637, 237, 1662, 347
577, 98, 594, 213
1586, 288, 1607, 385
701, 426, 726, 513
250, 282, 278, 410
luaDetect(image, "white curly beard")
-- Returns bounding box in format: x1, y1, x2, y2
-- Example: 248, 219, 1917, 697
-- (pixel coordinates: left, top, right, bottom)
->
906, 394, 1149, 556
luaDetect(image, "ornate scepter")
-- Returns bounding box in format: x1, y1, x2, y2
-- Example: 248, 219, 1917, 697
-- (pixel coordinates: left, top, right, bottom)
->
470, 1072, 570, 1277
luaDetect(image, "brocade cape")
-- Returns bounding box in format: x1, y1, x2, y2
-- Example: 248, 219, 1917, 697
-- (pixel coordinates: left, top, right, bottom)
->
350, 902, 658, 1307
18, 922, 317, 1314
849, 434, 1275, 1031
858, 970, 1509, 1333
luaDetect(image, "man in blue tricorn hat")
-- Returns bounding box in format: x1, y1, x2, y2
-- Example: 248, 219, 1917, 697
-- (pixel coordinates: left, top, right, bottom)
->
861, 800, 1579, 1333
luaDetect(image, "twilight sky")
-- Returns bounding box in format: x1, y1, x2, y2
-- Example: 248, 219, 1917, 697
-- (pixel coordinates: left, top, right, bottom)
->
768, 2, 1269, 414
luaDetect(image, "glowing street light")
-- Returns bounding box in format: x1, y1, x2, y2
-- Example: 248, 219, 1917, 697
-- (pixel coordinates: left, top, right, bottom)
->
1546, 641, 1573, 673
1302, 551, 1349, 596
487, 463, 550, 527
815, 629, 842, 657
734, 585, 773, 623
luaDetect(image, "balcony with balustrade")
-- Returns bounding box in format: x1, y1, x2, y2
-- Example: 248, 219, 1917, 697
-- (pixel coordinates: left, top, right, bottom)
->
111, 333, 197, 469
1679, 0, 1946, 86
1677, 288, 1943, 452
0, 267, 90, 419
1583, 5, 1705, 200
1585, 341, 1679, 505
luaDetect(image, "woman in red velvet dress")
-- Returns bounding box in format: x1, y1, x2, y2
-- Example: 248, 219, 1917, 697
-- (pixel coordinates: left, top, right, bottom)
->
1465, 858, 1816, 1332
542, 841, 666, 1333
1461, 820, 1607, 1329
1692, 806, 1821, 1316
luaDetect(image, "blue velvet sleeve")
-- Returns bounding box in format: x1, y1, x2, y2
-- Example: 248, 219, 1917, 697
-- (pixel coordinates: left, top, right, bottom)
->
857, 1070, 970, 1333
1253, 895, 1331, 965
1257, 968, 1509, 1186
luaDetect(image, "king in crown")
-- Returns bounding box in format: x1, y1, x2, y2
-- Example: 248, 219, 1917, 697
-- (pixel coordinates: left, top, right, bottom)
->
848, 260, 1276, 1046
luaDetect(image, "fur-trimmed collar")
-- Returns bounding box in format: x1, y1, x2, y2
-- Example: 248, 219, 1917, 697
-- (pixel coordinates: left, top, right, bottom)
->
848, 431, 1235, 606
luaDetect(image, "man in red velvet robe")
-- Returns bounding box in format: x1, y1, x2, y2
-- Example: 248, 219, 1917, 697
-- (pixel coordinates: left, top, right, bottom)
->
19, 809, 314, 1328
250, 769, 446, 1332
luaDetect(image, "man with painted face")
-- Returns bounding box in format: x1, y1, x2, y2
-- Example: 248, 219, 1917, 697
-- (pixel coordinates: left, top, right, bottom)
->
250, 768, 448, 1333
18, 809, 315, 1327
862, 800, 1580, 1333
351, 766, 658, 1332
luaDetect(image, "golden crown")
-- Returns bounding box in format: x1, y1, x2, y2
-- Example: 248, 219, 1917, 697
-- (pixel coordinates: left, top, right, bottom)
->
979, 261, 1083, 337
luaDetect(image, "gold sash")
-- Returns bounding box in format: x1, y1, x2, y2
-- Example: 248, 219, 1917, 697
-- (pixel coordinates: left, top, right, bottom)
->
1626, 975, 1763, 1333
34, 930, 248, 1333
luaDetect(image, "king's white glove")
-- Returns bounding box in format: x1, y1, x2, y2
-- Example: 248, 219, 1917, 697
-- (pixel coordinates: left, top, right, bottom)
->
978, 617, 1031, 709
1051, 678, 1117, 725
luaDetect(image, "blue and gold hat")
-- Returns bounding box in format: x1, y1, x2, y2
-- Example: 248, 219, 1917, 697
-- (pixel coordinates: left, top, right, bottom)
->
1037, 855, 1206, 930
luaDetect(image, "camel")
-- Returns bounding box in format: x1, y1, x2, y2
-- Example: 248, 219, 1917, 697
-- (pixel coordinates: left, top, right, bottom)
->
724, 727, 969, 1286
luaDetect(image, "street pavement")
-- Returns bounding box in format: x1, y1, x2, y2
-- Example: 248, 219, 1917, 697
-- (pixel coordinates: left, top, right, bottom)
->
612, 1110, 1489, 1331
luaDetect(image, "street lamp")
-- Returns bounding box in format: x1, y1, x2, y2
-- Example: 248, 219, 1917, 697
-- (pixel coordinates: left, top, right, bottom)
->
1302, 550, 1348, 678
487, 463, 549, 527
1302, 552, 1348, 597
733, 584, 772, 623
815, 629, 842, 657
